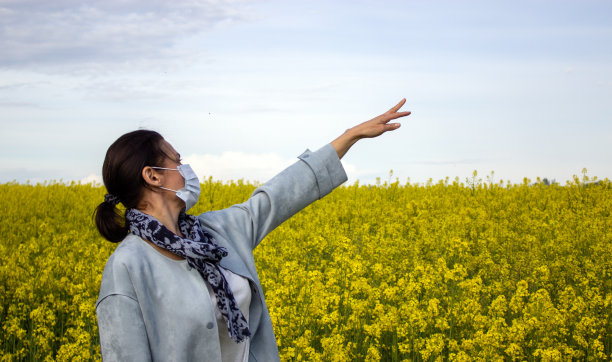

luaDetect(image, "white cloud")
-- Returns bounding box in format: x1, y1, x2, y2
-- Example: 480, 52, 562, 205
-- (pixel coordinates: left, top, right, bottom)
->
185, 151, 358, 184
79, 173, 102, 185
185, 151, 296, 183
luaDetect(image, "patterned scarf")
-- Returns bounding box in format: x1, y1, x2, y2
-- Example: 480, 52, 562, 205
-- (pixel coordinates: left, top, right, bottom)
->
125, 208, 250, 343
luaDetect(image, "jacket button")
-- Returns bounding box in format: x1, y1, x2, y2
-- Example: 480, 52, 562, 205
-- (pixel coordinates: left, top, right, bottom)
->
206, 322, 214, 329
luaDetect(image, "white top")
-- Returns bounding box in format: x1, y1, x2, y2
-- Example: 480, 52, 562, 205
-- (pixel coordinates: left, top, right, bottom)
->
213, 267, 251, 362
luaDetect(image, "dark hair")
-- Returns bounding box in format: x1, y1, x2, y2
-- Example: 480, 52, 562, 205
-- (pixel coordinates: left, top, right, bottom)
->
94, 129, 172, 242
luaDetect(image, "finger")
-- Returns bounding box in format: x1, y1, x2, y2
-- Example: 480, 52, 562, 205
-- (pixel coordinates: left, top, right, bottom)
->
383, 111, 411, 122
384, 123, 401, 131
387, 98, 406, 113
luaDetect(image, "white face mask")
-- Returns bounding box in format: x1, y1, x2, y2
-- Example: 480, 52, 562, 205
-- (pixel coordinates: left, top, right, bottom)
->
151, 164, 201, 211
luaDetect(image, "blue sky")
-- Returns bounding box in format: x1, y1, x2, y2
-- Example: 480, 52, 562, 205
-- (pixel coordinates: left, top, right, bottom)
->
1, 0, 611, 185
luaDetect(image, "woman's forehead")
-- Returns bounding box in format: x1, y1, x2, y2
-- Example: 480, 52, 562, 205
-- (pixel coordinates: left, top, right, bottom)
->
162, 140, 180, 159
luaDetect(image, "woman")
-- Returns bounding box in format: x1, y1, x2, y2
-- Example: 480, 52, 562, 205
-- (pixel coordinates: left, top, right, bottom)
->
95, 99, 411, 361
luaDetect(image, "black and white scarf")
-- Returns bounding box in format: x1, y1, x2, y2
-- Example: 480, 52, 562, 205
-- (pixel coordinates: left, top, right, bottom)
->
125, 208, 250, 343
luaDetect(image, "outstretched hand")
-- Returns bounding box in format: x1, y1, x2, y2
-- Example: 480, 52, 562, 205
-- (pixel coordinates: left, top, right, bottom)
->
331, 98, 411, 159
351, 98, 411, 138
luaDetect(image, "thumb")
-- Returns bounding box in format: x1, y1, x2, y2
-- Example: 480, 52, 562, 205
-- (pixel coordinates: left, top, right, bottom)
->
385, 123, 401, 131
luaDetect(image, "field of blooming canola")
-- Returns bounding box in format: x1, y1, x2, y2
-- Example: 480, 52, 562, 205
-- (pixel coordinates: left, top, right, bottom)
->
0, 173, 610, 361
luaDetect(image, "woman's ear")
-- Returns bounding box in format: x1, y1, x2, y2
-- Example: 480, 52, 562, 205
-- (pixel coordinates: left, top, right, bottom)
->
142, 166, 161, 187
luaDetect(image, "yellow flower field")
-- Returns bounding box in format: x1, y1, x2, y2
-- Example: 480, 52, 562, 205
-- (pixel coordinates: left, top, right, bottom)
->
1, 173, 610, 361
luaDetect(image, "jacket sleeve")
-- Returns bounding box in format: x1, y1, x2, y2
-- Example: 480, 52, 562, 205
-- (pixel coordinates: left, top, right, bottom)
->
201, 143, 347, 249
96, 294, 152, 362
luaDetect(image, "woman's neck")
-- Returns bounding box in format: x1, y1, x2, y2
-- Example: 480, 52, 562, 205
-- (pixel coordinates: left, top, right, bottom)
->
149, 208, 183, 237
138, 193, 184, 238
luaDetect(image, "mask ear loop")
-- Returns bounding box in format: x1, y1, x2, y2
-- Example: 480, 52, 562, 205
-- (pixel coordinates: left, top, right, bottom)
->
149, 166, 181, 192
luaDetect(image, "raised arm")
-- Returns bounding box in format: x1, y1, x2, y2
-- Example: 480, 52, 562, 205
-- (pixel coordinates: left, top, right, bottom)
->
331, 98, 410, 159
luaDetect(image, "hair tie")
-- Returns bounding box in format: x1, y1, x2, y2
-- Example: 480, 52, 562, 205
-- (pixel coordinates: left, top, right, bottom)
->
104, 193, 120, 205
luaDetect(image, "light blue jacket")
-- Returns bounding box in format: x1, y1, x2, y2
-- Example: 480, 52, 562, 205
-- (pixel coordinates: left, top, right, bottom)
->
96, 144, 347, 361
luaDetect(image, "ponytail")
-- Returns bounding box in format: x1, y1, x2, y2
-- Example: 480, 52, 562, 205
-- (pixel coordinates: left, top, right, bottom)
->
95, 200, 128, 243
